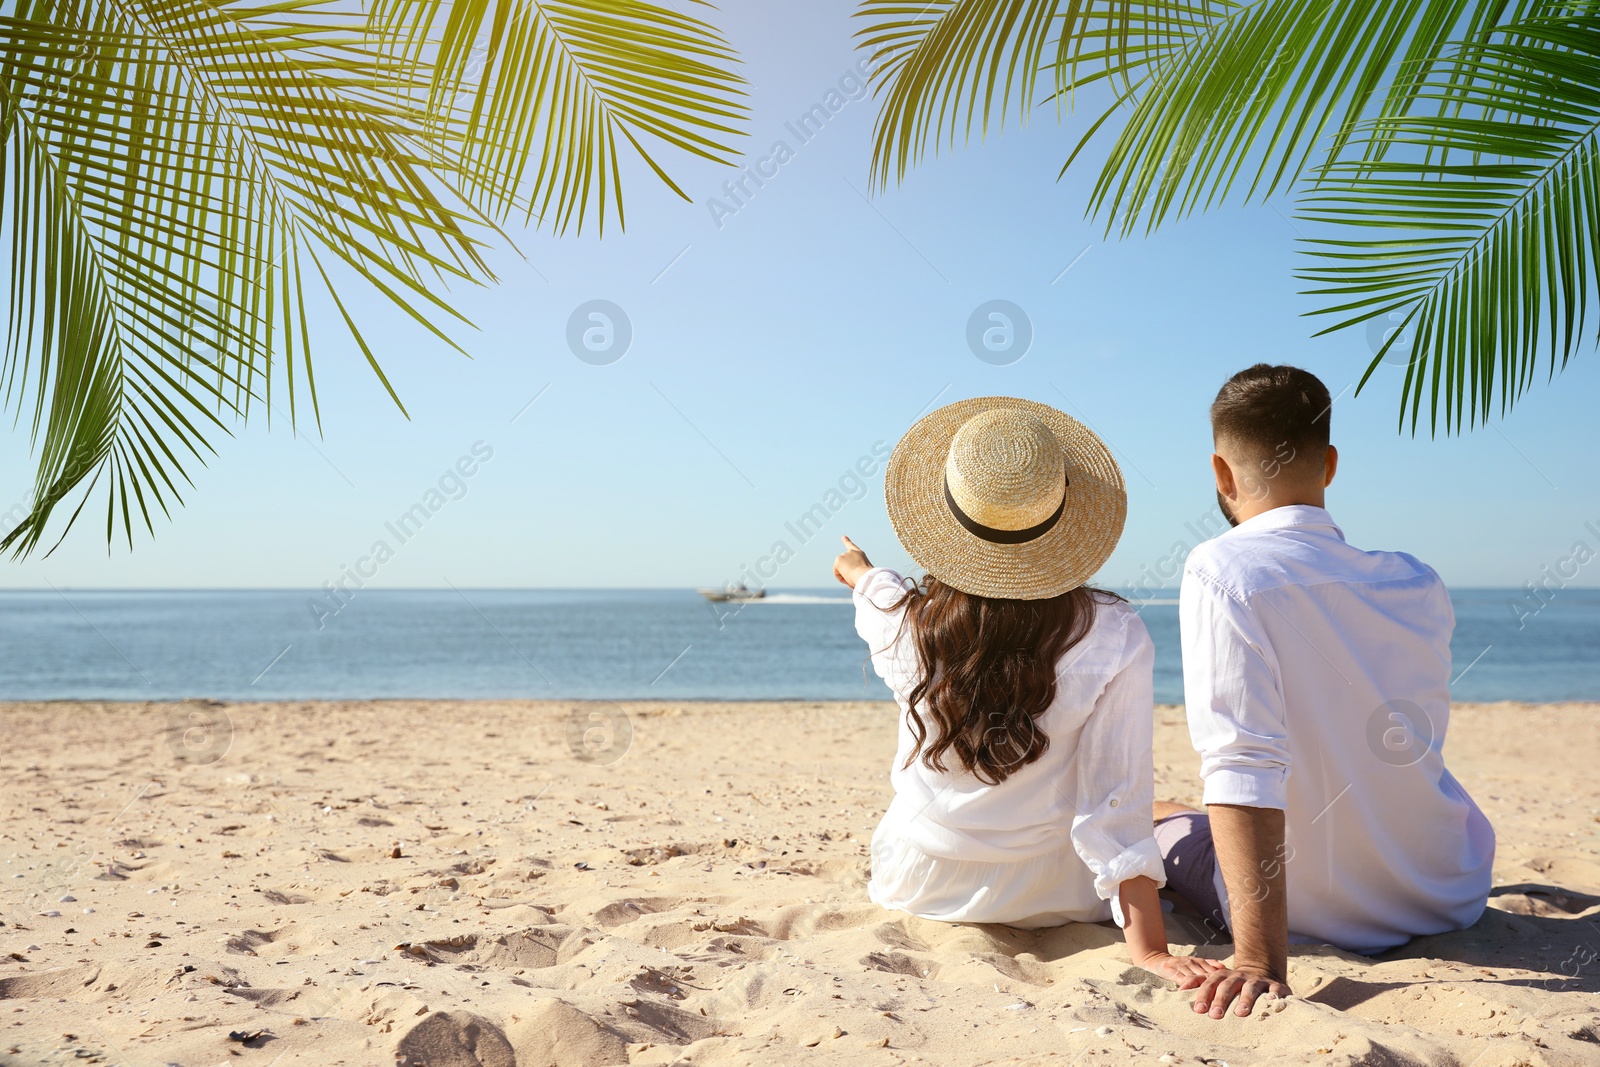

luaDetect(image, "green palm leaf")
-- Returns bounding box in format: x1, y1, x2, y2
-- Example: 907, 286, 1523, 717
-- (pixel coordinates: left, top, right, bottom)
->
1062, 0, 1543, 235
1298, 11, 1600, 434
853, 0, 1593, 426
0, 0, 494, 556
369, 0, 748, 233
853, 0, 1063, 188
0, 0, 746, 557
854, 1, 1542, 232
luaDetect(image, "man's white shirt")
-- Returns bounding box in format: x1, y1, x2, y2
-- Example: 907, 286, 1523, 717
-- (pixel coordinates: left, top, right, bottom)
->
1180, 504, 1495, 953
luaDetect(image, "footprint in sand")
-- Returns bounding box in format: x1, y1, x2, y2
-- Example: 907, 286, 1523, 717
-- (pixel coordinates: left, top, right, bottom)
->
1490, 882, 1600, 917
869, 919, 930, 953
763, 901, 883, 941
223, 928, 288, 955
256, 889, 313, 905
610, 996, 720, 1046
502, 1000, 628, 1067
860, 950, 937, 978
395, 927, 593, 970
396, 1010, 516, 1067
223, 986, 306, 1008
628, 963, 699, 1001
0, 965, 99, 1000
591, 898, 662, 927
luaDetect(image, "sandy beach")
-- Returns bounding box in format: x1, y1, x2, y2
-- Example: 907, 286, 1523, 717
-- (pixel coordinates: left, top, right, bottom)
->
1, 699, 1597, 1066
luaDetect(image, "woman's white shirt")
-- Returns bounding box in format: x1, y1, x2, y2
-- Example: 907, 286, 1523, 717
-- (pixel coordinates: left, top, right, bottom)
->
853, 567, 1165, 927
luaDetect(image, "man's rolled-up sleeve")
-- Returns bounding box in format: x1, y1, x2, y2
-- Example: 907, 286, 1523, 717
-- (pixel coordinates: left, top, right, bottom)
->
1180, 568, 1290, 809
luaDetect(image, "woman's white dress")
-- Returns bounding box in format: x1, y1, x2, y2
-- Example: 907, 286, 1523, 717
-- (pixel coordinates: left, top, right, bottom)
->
854, 567, 1166, 930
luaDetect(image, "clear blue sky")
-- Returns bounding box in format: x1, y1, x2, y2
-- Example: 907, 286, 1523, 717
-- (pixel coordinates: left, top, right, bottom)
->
2, 0, 1596, 591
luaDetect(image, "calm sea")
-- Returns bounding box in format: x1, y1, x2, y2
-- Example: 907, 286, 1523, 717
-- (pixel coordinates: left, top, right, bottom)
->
0, 588, 1594, 704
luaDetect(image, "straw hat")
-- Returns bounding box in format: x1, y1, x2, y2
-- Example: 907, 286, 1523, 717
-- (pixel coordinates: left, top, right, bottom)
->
885, 397, 1126, 600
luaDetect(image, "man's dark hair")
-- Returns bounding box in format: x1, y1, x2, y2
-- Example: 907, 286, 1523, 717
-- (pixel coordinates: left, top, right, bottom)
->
1209, 363, 1332, 462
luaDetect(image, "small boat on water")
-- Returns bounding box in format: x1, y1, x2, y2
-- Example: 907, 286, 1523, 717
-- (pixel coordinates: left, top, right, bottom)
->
698, 582, 766, 603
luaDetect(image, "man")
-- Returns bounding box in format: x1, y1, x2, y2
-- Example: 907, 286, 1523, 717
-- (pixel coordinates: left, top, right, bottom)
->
1156, 364, 1495, 1020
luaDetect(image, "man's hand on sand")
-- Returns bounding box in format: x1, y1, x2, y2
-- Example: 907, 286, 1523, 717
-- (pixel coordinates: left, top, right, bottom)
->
832, 536, 873, 589
1191, 967, 1291, 1019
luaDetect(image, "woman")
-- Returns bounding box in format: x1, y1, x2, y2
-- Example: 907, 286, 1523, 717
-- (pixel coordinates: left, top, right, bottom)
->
834, 397, 1218, 987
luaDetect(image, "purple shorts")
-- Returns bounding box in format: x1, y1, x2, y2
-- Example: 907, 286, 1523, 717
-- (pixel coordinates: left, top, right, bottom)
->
1154, 812, 1228, 940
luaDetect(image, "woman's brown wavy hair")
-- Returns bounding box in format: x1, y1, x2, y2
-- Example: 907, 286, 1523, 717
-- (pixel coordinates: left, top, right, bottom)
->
891, 576, 1119, 786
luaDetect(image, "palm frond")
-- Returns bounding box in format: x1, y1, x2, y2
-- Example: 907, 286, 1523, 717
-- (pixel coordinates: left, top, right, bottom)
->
0, 0, 497, 556
1297, 10, 1600, 434
1067, 0, 1551, 236
2, 0, 747, 557
854, 1, 1548, 232
852, 0, 1064, 188
368, 0, 748, 234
